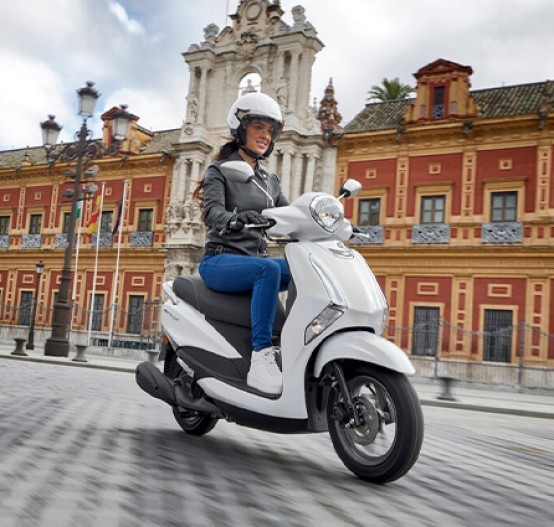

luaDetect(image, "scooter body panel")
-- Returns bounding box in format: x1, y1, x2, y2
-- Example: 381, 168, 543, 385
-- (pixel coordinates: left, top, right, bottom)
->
161, 300, 240, 359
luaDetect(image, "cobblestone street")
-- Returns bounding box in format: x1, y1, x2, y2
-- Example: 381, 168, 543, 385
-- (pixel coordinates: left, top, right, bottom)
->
0, 360, 552, 527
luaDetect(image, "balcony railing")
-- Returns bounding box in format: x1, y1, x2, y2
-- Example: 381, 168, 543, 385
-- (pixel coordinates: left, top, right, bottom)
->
349, 225, 384, 245
0, 235, 9, 249
91, 232, 113, 247
412, 223, 450, 244
54, 233, 77, 248
482, 222, 523, 244
22, 234, 42, 249
130, 231, 153, 247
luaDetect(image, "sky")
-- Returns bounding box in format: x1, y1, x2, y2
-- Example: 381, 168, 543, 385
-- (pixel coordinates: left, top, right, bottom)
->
0, 0, 553, 151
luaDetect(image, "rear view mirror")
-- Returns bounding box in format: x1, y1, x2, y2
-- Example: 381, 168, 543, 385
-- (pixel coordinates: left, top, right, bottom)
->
339, 179, 362, 199
220, 160, 254, 183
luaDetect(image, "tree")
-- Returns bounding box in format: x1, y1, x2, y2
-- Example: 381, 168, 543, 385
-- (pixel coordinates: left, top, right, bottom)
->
368, 77, 413, 102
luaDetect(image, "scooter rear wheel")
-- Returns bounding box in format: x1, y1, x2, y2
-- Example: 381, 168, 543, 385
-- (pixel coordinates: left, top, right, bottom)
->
164, 346, 218, 436
327, 363, 423, 484
172, 407, 218, 436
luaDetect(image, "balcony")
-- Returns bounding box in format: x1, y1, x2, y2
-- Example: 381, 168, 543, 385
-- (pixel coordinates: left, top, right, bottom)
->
54, 233, 77, 248
130, 231, 153, 247
349, 225, 384, 245
91, 232, 113, 247
412, 224, 450, 244
482, 222, 523, 244
22, 234, 42, 249
0, 235, 9, 249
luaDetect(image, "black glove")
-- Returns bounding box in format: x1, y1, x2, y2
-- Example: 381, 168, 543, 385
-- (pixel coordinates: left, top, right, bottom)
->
228, 210, 268, 231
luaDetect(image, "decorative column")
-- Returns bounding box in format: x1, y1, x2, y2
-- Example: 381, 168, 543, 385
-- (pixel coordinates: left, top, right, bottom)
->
288, 51, 300, 114
280, 150, 293, 198
197, 66, 209, 125
304, 153, 318, 193
290, 153, 303, 201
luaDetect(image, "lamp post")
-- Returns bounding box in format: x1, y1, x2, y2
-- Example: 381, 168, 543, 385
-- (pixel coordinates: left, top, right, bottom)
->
41, 82, 132, 357
26, 260, 45, 351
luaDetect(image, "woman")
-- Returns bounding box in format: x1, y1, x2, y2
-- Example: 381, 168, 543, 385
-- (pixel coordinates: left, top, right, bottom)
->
194, 92, 290, 395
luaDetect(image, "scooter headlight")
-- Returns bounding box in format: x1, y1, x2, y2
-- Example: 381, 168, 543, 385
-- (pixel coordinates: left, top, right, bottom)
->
309, 195, 344, 232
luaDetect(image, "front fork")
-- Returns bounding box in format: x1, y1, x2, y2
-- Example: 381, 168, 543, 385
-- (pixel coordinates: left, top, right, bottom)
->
323, 361, 362, 429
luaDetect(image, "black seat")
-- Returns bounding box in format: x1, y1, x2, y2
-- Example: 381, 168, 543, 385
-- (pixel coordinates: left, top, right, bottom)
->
172, 275, 286, 332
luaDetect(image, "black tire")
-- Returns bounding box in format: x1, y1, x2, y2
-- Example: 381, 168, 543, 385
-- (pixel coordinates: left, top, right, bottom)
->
164, 345, 218, 436
327, 363, 424, 484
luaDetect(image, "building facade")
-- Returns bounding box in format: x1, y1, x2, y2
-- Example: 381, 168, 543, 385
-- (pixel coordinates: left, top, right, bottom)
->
339, 59, 554, 368
0, 114, 178, 346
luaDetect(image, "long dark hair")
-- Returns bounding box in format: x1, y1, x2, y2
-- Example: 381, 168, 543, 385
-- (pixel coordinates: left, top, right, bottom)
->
192, 140, 238, 205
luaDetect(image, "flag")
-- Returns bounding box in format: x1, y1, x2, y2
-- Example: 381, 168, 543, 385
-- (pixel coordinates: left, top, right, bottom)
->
87, 196, 101, 234
112, 201, 123, 236
75, 196, 83, 219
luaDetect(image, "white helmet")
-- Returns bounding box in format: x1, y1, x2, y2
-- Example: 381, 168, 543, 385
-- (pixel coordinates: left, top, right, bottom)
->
227, 92, 283, 158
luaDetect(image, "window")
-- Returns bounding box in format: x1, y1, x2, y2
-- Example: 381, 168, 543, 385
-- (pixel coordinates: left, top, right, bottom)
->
412, 306, 440, 356
62, 212, 71, 233
358, 199, 380, 226
483, 309, 512, 362
19, 291, 33, 326
100, 211, 113, 234
29, 214, 42, 234
90, 293, 105, 332
432, 86, 445, 119
0, 216, 10, 235
127, 295, 144, 334
421, 196, 445, 224
138, 209, 153, 232
491, 192, 517, 222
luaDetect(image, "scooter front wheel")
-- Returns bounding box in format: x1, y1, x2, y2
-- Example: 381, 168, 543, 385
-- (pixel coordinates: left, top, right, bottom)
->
327, 363, 423, 484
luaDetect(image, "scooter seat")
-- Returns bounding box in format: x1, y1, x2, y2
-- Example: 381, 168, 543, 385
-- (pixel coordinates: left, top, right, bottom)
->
172, 275, 286, 332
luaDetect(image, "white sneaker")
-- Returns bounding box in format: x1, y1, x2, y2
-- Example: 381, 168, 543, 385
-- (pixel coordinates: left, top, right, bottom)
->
247, 347, 282, 395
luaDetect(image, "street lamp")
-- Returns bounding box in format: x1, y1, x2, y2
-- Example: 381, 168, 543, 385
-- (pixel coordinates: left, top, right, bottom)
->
26, 260, 45, 351
41, 82, 132, 357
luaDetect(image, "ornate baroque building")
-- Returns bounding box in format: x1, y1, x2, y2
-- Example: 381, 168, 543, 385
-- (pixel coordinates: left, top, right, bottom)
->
339, 59, 554, 368
164, 0, 340, 279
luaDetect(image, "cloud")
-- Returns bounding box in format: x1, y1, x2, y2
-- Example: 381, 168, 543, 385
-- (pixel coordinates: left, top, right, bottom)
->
108, 1, 145, 35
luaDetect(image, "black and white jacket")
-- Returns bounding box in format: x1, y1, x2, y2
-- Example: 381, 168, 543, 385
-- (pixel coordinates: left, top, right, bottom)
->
203, 151, 288, 256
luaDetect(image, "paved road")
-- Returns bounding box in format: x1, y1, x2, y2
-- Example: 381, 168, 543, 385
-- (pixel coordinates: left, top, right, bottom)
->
0, 360, 552, 527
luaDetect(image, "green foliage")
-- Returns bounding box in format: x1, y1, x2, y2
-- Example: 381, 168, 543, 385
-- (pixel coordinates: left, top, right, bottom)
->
368, 77, 413, 102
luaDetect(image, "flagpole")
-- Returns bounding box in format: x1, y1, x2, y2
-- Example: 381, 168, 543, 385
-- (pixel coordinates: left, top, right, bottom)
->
108, 180, 127, 348
68, 207, 83, 343
87, 181, 105, 346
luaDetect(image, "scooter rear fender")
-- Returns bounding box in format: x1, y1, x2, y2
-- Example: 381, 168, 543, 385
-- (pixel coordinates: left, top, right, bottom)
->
313, 330, 415, 377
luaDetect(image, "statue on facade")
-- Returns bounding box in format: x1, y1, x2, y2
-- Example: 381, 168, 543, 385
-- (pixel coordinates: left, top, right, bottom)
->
291, 5, 316, 35
202, 23, 219, 46
241, 79, 257, 95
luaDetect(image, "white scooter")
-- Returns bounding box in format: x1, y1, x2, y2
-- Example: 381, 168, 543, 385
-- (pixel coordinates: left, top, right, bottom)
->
136, 161, 424, 483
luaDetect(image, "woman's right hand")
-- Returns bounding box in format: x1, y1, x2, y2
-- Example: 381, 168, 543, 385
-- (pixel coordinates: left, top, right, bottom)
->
228, 211, 268, 231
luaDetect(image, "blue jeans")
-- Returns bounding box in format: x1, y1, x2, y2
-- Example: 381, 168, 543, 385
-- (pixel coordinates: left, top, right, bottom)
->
199, 254, 290, 351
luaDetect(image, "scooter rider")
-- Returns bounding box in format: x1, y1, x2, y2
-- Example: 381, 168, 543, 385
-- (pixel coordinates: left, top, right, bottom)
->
193, 92, 290, 395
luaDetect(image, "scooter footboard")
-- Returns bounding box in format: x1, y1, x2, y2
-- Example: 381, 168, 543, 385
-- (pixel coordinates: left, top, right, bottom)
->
313, 330, 415, 377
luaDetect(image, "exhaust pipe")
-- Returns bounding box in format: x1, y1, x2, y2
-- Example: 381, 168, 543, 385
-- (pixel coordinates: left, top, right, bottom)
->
135, 362, 219, 414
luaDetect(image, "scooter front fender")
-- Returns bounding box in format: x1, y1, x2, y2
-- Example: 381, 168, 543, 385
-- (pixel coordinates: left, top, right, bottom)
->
313, 330, 415, 377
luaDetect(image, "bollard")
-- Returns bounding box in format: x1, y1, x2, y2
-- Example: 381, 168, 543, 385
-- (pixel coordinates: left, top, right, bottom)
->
72, 344, 88, 363
438, 376, 458, 401
146, 349, 159, 363
12, 337, 28, 357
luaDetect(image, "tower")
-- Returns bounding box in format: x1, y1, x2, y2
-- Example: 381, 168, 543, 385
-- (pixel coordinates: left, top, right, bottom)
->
164, 0, 341, 278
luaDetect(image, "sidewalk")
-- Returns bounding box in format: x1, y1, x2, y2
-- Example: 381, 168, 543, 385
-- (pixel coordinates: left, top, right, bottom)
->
1, 342, 553, 419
